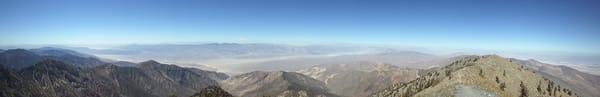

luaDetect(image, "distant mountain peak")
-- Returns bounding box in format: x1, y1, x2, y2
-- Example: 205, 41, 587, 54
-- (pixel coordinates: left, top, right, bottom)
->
140, 60, 161, 65
30, 47, 96, 58
37, 47, 64, 50
3, 49, 34, 54
1, 48, 107, 69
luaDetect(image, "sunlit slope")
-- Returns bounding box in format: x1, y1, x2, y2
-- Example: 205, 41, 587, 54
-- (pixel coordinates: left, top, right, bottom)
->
372, 55, 577, 97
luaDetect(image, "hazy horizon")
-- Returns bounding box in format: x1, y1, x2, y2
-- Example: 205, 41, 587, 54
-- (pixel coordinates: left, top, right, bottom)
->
2, 0, 599, 55
1, 0, 599, 74
1, 1, 600, 96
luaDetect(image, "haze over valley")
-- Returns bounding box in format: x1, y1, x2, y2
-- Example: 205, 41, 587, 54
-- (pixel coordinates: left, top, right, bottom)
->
2, 46, 599, 97
2, 0, 599, 97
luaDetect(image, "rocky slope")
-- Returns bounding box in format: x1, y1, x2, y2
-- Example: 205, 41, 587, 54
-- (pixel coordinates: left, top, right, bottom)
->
510, 58, 600, 97
188, 86, 234, 97
1, 59, 120, 97
297, 62, 420, 97
372, 55, 577, 97
220, 71, 338, 97
0, 59, 228, 97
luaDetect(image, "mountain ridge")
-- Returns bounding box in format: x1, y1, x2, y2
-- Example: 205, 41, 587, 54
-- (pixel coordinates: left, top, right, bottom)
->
509, 58, 600, 97
0, 59, 228, 97
0, 48, 106, 69
371, 55, 577, 97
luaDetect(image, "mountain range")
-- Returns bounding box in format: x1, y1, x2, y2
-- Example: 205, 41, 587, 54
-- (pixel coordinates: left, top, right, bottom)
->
0, 48, 106, 69
0, 48, 229, 97
1, 47, 598, 97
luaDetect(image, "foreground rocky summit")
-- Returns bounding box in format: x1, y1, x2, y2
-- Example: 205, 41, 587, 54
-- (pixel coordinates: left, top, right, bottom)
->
372, 55, 577, 97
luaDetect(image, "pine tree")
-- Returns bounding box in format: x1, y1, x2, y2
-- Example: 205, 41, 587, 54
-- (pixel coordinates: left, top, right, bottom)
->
520, 81, 528, 97
537, 83, 542, 93
479, 68, 484, 77
500, 83, 506, 91
495, 76, 500, 84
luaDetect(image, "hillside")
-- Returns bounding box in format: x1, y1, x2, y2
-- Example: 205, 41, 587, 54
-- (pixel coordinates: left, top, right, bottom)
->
220, 71, 338, 97
0, 59, 228, 97
372, 55, 577, 97
510, 58, 600, 97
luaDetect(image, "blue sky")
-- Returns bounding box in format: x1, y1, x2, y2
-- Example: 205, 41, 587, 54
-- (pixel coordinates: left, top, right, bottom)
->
1, 0, 599, 54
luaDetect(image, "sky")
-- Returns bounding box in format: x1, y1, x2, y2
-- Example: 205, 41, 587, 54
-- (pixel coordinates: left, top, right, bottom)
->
1, 0, 599, 55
